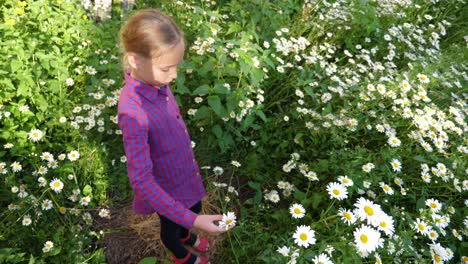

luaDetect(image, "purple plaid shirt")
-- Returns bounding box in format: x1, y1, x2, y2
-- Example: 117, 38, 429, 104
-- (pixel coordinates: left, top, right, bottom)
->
117, 70, 206, 229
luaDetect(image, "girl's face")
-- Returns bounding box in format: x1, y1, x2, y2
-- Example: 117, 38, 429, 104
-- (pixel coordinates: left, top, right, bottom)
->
130, 41, 185, 88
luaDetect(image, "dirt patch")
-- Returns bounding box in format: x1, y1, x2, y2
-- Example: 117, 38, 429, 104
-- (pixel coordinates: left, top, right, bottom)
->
95, 190, 226, 264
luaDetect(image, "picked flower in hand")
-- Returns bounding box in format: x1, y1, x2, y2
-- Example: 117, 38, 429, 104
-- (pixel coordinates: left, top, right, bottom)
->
219, 212, 236, 230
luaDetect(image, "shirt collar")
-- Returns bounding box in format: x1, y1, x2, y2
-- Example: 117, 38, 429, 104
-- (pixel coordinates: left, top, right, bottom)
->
124, 69, 168, 102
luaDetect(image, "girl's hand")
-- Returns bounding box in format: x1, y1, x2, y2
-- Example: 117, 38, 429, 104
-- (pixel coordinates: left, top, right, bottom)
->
193, 215, 230, 234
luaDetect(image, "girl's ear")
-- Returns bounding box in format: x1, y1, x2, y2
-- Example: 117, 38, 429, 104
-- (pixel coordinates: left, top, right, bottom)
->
127, 52, 139, 70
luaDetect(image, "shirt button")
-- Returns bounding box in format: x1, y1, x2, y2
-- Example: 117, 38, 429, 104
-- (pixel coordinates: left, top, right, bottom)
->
166, 97, 169, 101
184, 129, 188, 133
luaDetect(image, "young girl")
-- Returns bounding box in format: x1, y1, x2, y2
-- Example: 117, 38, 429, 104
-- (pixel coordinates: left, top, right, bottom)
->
117, 9, 228, 264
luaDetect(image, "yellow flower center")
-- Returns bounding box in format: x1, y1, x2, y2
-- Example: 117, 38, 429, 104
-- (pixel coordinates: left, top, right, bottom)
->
300, 233, 307, 241
418, 223, 425, 231
333, 189, 340, 195
384, 186, 390, 191
360, 234, 368, 243
430, 203, 437, 208
344, 212, 352, 220
294, 208, 301, 214
343, 179, 349, 183
434, 255, 441, 262
364, 206, 374, 216
54, 182, 60, 187
380, 221, 387, 228
226, 220, 232, 225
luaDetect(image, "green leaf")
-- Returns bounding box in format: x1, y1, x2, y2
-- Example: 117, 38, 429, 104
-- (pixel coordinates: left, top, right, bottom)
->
192, 84, 210, 96
212, 125, 223, 139
293, 189, 307, 201
83, 185, 93, 196
414, 155, 428, 163
207, 95, 225, 117
17, 82, 29, 97
255, 110, 268, 122
11, 60, 22, 73
138, 257, 157, 264
193, 106, 210, 120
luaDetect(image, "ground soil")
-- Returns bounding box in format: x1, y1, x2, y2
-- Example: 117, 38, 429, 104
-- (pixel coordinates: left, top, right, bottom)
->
94, 190, 226, 264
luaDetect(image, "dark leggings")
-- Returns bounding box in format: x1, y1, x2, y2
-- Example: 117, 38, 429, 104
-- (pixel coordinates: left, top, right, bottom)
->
158, 201, 202, 262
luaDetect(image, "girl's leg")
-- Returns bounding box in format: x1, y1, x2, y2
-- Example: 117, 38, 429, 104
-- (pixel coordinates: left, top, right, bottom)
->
159, 214, 197, 263
180, 201, 202, 246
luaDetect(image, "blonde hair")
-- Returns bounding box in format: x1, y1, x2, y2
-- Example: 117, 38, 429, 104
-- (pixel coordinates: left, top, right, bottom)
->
119, 9, 185, 71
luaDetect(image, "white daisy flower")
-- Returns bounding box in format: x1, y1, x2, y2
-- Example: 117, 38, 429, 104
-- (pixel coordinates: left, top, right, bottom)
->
41, 199, 53, 210
49, 179, 64, 193
312, 253, 333, 264
425, 198, 442, 213
388, 136, 401, 147
276, 246, 290, 257
80, 196, 91, 206
354, 197, 383, 226
338, 208, 356, 225
390, 159, 402, 172
67, 150, 80, 161
338, 175, 354, 187
414, 218, 431, 235
28, 129, 44, 142
376, 213, 395, 236
22, 215, 32, 226
327, 182, 348, 200
353, 225, 382, 256
289, 203, 306, 219
99, 208, 110, 218
219, 212, 236, 230
11, 162, 22, 172
293, 225, 316, 248
231, 160, 241, 167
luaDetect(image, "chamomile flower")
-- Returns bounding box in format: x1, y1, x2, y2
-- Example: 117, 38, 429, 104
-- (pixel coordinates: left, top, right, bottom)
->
22, 215, 32, 226
428, 230, 439, 241
67, 150, 80, 161
425, 198, 442, 213
417, 73, 430, 83
213, 166, 224, 175
41, 199, 53, 210
80, 196, 91, 206
362, 163, 375, 173
353, 225, 382, 256
390, 159, 402, 172
414, 218, 431, 235
312, 253, 333, 264
338, 208, 356, 225
388, 136, 401, 147
293, 225, 316, 248
354, 197, 383, 226
338, 175, 354, 187
28, 129, 44, 142
289, 203, 306, 219
376, 213, 395, 236
276, 246, 290, 256
11, 162, 22, 172
219, 212, 236, 230
327, 182, 348, 200
231, 160, 241, 167
49, 179, 64, 193
99, 208, 110, 218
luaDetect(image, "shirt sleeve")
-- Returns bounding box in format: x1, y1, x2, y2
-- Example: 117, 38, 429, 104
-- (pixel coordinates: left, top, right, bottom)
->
118, 104, 197, 229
